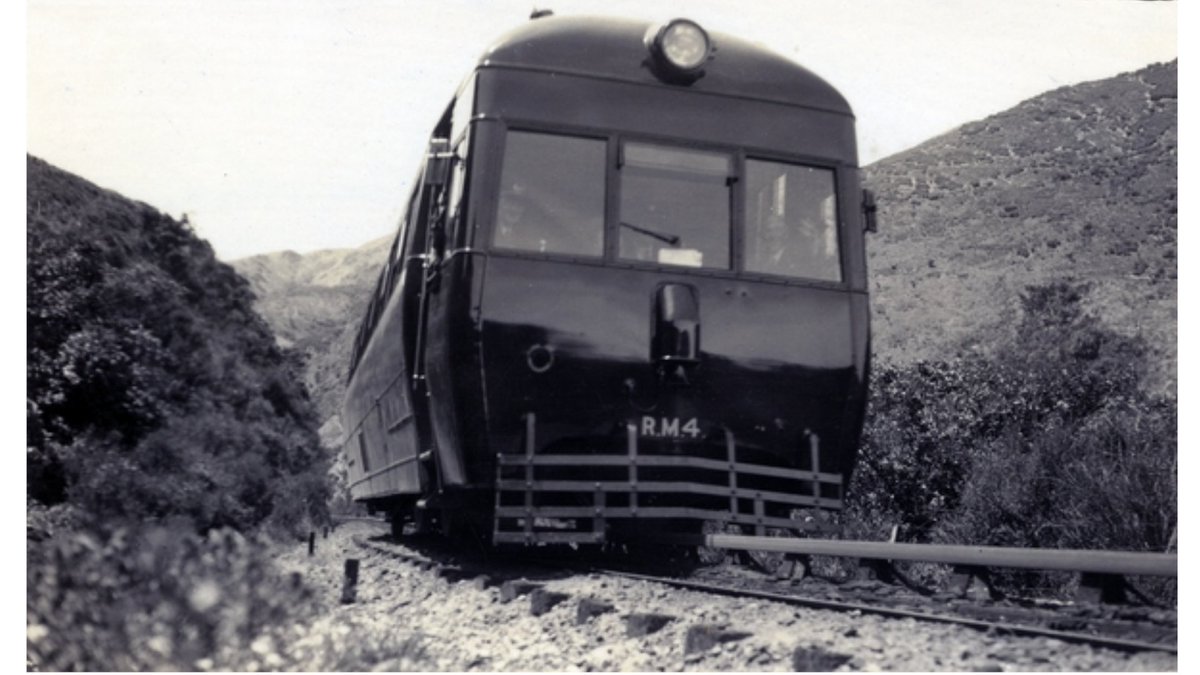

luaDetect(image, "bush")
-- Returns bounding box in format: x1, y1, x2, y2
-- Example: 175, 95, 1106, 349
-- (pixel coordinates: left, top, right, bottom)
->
849, 280, 1176, 600
59, 415, 330, 536
27, 524, 320, 671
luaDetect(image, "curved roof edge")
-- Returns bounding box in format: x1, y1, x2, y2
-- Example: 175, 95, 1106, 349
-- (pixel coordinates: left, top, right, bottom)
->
478, 15, 853, 116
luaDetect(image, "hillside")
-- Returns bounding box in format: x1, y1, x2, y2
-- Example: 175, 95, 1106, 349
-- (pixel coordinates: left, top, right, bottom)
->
864, 60, 1176, 394
236, 60, 1178, 445
26, 155, 329, 531
231, 236, 391, 442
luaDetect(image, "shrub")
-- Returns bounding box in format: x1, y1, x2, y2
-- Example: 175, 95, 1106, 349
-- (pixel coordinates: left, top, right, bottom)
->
26, 524, 320, 671
850, 280, 1176, 600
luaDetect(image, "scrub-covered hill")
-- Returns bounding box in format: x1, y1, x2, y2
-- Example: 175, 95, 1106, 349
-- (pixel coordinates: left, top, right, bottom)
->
864, 60, 1176, 395
231, 236, 391, 445
26, 155, 330, 532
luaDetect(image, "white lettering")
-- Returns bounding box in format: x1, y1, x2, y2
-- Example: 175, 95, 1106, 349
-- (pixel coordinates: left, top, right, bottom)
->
660, 417, 680, 437
682, 418, 700, 438
642, 416, 657, 435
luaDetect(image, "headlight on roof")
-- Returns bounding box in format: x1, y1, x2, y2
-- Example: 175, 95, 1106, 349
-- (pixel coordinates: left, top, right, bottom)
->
646, 18, 713, 82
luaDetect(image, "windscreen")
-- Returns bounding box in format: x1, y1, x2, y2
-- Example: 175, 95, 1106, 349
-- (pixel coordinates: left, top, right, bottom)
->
493, 130, 606, 256
618, 142, 732, 269
489, 131, 842, 282
744, 159, 841, 282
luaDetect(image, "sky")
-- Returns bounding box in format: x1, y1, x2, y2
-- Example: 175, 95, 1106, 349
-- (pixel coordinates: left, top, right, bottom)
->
26, 0, 1178, 261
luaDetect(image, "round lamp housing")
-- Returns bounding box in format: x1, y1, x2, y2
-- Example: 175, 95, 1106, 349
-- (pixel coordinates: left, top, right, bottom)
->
646, 19, 713, 82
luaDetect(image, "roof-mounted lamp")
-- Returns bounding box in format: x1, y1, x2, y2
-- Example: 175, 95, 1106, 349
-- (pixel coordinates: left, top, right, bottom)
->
645, 18, 713, 84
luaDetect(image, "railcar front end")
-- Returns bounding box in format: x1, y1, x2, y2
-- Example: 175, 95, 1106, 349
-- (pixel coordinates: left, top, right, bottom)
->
342, 15, 873, 546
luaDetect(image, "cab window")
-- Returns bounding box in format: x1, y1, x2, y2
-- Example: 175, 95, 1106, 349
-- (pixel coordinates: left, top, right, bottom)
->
744, 160, 841, 282
618, 142, 732, 269
493, 131, 605, 257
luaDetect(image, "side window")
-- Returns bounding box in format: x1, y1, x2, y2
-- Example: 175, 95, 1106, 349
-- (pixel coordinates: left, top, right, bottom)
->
385, 234, 402, 295
493, 131, 606, 257
446, 77, 476, 247
618, 142, 732, 269
356, 431, 370, 473
394, 183, 418, 267
744, 160, 841, 282
447, 132, 469, 246
450, 75, 476, 147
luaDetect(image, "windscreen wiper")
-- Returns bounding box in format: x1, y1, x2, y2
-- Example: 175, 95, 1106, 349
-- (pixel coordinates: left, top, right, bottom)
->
620, 221, 680, 246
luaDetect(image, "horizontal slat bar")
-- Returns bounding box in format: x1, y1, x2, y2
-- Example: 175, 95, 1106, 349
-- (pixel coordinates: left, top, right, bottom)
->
493, 506, 831, 530
495, 453, 842, 484
701, 534, 1178, 578
496, 479, 829, 508
493, 531, 605, 544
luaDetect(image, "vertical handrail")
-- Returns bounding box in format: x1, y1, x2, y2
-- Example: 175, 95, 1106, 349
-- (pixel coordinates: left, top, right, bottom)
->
524, 412, 536, 540
626, 423, 639, 516
808, 431, 823, 508
493, 452, 503, 541
593, 482, 605, 536
725, 428, 738, 523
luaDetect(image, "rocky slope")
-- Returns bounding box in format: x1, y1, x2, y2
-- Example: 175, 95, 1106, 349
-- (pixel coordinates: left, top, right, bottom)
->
232, 236, 392, 443
864, 60, 1176, 394
234, 60, 1178, 445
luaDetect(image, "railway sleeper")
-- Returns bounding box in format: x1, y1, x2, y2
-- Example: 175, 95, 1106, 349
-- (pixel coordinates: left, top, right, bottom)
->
854, 558, 898, 585
1075, 572, 1129, 605
947, 564, 1001, 602
529, 589, 571, 616
683, 624, 754, 655
625, 613, 675, 637
576, 597, 616, 624
499, 579, 543, 603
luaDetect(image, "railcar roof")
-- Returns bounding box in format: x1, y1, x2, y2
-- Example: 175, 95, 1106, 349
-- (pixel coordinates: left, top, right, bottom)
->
478, 15, 853, 115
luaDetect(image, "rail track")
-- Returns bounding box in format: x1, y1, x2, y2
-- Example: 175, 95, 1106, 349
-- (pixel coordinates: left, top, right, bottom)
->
339, 522, 1176, 657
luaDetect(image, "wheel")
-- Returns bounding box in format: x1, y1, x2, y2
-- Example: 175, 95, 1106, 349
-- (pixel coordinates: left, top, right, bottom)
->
388, 501, 410, 540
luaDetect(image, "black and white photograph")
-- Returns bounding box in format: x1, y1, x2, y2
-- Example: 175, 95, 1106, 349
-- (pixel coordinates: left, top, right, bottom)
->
25, 0, 1180, 670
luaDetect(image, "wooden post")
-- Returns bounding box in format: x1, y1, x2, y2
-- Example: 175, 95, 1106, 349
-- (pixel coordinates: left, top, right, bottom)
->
308, 531, 316, 556
341, 559, 360, 604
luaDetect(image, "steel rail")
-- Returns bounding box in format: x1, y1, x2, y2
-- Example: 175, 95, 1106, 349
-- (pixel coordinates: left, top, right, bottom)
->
597, 568, 1177, 655
693, 534, 1177, 577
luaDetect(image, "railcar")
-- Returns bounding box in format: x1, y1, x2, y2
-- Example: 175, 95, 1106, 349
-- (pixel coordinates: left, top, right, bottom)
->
341, 14, 876, 546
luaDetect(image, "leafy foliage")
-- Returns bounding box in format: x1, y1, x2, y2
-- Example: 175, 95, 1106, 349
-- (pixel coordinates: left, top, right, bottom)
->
27, 155, 329, 534
27, 524, 320, 671
849, 280, 1175, 598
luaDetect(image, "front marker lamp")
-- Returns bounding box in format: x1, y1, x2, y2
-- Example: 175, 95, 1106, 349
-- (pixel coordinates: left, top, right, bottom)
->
646, 19, 713, 82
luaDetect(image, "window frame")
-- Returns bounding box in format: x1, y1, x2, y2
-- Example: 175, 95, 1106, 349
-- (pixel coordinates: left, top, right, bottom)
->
483, 120, 848, 288
741, 156, 844, 284
616, 139, 736, 272
490, 126, 610, 260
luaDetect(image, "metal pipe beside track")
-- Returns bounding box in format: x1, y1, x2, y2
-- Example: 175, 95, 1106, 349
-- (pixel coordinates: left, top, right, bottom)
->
697, 534, 1177, 577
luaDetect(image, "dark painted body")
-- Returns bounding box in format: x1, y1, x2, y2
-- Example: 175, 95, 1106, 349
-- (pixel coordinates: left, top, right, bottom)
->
342, 15, 870, 541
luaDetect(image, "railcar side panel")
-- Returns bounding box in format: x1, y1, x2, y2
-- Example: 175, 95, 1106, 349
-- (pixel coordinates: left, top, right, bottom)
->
342, 278, 424, 501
